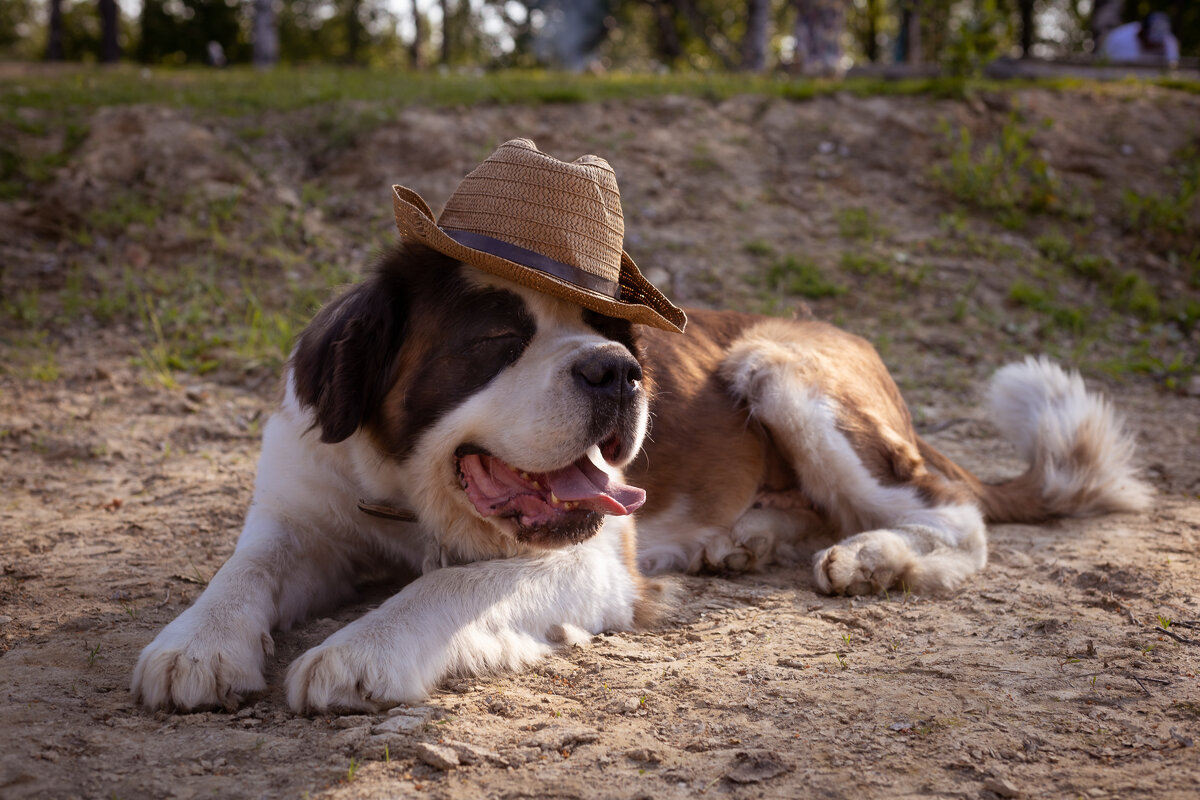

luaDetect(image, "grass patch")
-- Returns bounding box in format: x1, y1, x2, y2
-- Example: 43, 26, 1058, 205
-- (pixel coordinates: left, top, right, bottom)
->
743, 238, 775, 257
931, 114, 1061, 226
1121, 144, 1199, 250
751, 255, 845, 310
840, 251, 892, 276
5, 68, 1195, 121
1008, 280, 1087, 335
835, 206, 887, 242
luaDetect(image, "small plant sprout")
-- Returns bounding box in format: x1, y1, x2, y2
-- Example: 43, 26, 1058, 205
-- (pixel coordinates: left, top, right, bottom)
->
87, 642, 101, 667
384, 743, 389, 764
835, 652, 849, 669
1090, 675, 1098, 692
841, 632, 852, 646
1157, 614, 1172, 629
346, 757, 359, 782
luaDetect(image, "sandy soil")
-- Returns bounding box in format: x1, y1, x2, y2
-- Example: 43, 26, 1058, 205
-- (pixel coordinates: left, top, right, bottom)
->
1, 83, 1198, 799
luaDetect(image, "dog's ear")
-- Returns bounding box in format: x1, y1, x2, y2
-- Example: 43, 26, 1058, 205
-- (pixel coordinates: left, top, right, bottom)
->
290, 256, 410, 444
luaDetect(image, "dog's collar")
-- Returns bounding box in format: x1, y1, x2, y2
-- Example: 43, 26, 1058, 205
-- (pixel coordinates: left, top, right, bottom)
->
357, 499, 419, 523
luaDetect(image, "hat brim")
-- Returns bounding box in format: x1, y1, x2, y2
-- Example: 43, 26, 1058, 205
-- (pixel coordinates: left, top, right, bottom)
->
392, 185, 686, 334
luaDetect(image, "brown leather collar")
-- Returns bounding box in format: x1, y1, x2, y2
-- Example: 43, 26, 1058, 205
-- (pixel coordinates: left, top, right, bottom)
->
357, 499, 419, 523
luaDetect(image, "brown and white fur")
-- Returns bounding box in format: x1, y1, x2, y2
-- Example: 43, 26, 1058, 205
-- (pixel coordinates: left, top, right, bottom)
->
131, 244, 1150, 714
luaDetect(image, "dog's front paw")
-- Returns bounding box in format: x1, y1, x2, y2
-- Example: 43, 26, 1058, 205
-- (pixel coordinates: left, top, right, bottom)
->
812, 530, 914, 596
132, 610, 272, 711
286, 635, 428, 714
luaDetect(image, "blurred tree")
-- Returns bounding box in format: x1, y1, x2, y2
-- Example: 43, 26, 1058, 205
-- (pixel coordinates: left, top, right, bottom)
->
0, 0, 34, 56
651, 0, 685, 62
441, 0, 451, 64
943, 0, 1013, 75
344, 0, 365, 63
253, 0, 280, 66
847, 0, 884, 62
896, 0, 921, 62
409, 0, 425, 67
58, 0, 105, 60
137, 0, 175, 62
535, 0, 613, 70
46, 0, 64, 60
1017, 0, 1034, 56
741, 0, 770, 70
137, 0, 241, 64
98, 0, 119, 62
791, 0, 845, 75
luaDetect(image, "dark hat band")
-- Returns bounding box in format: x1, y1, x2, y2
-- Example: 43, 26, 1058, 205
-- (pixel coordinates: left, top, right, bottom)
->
444, 229, 620, 300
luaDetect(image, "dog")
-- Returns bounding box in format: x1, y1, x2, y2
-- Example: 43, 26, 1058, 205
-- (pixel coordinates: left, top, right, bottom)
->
132, 139, 1150, 713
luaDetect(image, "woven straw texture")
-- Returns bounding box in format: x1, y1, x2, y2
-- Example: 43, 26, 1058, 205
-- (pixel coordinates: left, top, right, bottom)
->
391, 138, 685, 333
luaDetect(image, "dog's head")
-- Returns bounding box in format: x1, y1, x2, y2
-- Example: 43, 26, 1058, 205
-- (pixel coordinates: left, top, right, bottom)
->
290, 243, 649, 555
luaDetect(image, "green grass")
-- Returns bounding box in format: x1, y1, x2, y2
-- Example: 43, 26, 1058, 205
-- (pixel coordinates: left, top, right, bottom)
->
1121, 144, 1200, 249
762, 255, 845, 300
931, 114, 1061, 225
4, 67, 1196, 121
835, 206, 887, 242
1007, 280, 1087, 335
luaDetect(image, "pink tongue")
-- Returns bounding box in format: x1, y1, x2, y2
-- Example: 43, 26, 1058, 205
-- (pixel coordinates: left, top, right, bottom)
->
460, 452, 645, 518
544, 455, 646, 516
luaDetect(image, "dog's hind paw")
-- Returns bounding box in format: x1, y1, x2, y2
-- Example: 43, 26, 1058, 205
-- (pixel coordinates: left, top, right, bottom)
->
812, 530, 915, 596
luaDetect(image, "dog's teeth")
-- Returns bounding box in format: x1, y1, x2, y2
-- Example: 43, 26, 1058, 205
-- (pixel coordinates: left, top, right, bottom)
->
531, 481, 541, 490
550, 492, 561, 506
520, 471, 530, 480
563, 501, 576, 510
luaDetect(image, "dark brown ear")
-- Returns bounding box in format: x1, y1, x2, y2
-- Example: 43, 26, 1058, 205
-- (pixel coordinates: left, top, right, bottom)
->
290, 257, 410, 444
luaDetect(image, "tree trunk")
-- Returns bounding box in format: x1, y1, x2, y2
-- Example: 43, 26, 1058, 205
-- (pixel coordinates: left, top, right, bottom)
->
98, 0, 120, 62
1018, 0, 1035, 58
409, 0, 424, 69
865, 0, 879, 62
252, 0, 279, 67
741, 0, 769, 71
791, 0, 845, 76
345, 0, 363, 64
45, 0, 64, 61
440, 0, 451, 65
652, 0, 683, 63
896, 0, 921, 64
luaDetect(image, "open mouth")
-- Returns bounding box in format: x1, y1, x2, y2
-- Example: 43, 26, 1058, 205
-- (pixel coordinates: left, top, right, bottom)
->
455, 439, 646, 533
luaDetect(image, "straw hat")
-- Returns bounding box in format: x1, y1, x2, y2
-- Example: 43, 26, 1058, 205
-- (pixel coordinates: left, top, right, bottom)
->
391, 138, 686, 333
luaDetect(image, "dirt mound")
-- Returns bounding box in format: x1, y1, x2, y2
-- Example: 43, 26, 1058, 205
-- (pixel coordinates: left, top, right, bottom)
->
77, 105, 259, 191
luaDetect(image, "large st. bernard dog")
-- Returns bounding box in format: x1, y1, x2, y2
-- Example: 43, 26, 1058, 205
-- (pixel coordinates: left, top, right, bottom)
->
132, 140, 1150, 713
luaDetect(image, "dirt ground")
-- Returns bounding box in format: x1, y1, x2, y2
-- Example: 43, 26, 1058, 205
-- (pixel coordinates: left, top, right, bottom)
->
1, 81, 1198, 799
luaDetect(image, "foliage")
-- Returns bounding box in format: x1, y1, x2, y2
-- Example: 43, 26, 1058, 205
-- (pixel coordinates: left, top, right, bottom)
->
12, 0, 1200, 68
0, 0, 37, 58
761, 255, 846, 299
931, 114, 1060, 224
1121, 143, 1200, 250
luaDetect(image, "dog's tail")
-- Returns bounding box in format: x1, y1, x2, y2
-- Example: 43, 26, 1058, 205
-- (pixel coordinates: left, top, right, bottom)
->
922, 357, 1152, 524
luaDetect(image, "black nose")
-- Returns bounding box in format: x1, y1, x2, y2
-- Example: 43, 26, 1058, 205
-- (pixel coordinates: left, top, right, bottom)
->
572, 348, 642, 399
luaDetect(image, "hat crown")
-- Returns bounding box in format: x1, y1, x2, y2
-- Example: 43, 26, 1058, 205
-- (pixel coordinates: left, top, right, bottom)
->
437, 139, 625, 284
